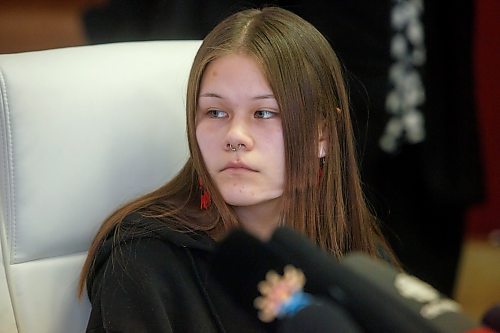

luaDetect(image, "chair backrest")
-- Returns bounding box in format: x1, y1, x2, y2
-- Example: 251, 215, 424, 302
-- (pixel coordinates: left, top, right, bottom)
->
0, 40, 201, 333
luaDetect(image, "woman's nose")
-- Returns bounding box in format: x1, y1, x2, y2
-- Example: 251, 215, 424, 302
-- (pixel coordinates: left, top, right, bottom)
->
224, 117, 254, 151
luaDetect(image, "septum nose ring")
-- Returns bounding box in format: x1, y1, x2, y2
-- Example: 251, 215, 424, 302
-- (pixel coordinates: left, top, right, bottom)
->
227, 143, 243, 152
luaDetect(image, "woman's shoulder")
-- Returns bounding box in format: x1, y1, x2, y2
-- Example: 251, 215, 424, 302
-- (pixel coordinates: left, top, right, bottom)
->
86, 212, 215, 296
118, 212, 215, 251
89, 212, 215, 276
85, 216, 215, 332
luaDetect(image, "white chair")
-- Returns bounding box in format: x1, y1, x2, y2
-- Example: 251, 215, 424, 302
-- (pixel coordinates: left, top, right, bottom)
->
0, 40, 201, 333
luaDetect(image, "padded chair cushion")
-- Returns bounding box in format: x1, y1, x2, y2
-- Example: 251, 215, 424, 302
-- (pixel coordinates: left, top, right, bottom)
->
0, 40, 201, 333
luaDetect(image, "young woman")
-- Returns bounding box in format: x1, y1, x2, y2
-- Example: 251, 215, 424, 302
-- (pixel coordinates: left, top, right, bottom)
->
80, 6, 395, 332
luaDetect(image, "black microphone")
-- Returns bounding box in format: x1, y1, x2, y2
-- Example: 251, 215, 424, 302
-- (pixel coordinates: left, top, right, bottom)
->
212, 227, 492, 333
270, 227, 495, 333
211, 228, 363, 332
482, 304, 500, 332
275, 301, 363, 333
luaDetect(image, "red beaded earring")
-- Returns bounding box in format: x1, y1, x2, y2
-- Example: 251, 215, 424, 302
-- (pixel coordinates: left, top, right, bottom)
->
198, 177, 211, 210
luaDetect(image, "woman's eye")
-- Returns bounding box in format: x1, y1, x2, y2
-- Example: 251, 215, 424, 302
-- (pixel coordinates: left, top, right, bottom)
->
254, 110, 278, 119
207, 110, 227, 118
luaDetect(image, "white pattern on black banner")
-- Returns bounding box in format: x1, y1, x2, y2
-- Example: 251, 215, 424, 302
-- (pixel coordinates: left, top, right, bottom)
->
380, 0, 426, 153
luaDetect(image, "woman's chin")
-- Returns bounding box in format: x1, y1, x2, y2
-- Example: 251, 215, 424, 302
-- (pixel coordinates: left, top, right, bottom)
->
221, 191, 283, 208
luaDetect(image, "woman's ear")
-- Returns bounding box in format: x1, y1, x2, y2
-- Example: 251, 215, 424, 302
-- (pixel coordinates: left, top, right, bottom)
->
318, 121, 328, 158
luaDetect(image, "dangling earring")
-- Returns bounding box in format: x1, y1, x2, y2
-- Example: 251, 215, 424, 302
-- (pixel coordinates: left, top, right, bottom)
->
318, 157, 325, 183
318, 146, 326, 183
198, 177, 211, 210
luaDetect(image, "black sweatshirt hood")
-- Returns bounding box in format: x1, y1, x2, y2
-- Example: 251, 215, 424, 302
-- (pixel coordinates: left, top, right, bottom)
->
86, 212, 216, 299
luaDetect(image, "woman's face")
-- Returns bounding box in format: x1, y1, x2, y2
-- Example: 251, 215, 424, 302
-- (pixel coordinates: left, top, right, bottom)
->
196, 53, 285, 222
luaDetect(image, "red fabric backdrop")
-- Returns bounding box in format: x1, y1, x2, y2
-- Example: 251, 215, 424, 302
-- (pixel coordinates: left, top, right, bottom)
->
466, 0, 500, 235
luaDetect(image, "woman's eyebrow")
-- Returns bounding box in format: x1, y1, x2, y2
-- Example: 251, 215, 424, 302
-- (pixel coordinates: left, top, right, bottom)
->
252, 94, 275, 100
199, 92, 223, 98
199, 92, 276, 100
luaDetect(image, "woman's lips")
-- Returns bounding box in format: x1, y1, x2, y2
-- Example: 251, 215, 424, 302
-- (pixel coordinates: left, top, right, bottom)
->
221, 161, 257, 172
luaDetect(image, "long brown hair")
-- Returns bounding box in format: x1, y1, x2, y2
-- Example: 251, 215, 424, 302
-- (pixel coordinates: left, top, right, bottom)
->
79, 7, 393, 297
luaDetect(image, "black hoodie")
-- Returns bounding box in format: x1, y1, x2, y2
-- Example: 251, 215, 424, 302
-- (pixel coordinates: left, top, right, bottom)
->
85, 213, 267, 333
